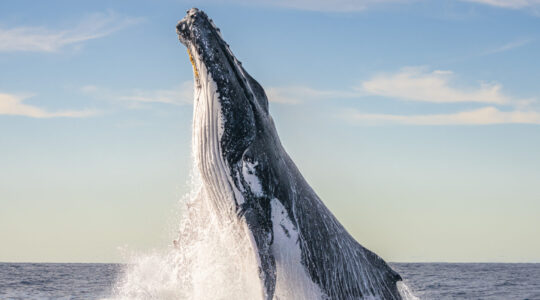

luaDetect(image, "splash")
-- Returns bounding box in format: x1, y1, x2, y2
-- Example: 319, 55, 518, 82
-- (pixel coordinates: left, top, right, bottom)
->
108, 168, 263, 300
107, 169, 420, 300
398, 281, 420, 300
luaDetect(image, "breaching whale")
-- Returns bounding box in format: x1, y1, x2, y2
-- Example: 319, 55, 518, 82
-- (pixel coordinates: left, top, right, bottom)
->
177, 8, 403, 300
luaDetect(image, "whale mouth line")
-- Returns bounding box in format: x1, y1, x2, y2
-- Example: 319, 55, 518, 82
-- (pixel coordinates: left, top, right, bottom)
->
187, 48, 200, 80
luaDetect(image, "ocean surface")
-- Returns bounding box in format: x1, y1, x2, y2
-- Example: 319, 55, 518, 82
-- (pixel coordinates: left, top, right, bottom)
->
0, 262, 539, 299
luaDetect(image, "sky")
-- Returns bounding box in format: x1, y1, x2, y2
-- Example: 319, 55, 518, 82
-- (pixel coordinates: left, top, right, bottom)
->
1, 0, 539, 263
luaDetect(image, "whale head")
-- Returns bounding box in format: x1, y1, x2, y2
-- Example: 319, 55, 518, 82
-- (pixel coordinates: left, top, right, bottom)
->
177, 8, 278, 213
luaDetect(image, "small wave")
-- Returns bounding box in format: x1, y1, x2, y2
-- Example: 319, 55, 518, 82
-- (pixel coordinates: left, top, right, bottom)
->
19, 279, 52, 286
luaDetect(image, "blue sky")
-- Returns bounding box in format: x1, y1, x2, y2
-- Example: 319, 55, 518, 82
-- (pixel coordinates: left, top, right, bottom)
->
1, 0, 539, 263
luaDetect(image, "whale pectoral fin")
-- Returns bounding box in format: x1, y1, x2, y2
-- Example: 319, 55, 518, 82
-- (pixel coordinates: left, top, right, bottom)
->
242, 204, 276, 300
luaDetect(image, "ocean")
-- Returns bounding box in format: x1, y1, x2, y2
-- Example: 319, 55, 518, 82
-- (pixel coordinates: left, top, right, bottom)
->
0, 262, 539, 299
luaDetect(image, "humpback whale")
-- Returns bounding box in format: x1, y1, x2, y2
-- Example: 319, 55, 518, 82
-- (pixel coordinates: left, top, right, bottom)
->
177, 8, 403, 300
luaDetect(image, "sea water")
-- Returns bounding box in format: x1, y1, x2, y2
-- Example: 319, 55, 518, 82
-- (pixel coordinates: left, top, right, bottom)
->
1, 262, 539, 299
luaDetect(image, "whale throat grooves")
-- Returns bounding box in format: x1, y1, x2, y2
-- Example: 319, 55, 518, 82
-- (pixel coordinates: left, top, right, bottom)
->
174, 7, 409, 300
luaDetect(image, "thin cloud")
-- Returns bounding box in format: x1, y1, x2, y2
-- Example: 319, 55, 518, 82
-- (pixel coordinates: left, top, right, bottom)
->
92, 82, 350, 106
82, 81, 194, 108
360, 67, 530, 106
267, 67, 532, 107
119, 84, 193, 106
345, 106, 540, 125
484, 38, 533, 55
267, 0, 416, 12
266, 86, 361, 104
462, 0, 540, 9
199, 0, 416, 12
0, 11, 142, 52
0, 93, 99, 118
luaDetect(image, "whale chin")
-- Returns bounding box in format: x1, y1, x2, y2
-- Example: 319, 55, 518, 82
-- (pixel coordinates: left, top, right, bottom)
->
177, 8, 404, 300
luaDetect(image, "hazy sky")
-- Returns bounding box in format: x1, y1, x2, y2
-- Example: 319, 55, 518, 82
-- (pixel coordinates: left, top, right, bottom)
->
1, 0, 539, 263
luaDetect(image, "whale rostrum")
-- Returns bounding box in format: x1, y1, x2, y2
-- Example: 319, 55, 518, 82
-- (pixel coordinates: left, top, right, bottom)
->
176, 8, 403, 300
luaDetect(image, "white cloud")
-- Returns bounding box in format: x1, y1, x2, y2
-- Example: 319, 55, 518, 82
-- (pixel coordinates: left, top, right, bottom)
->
361, 67, 530, 106
345, 106, 540, 125
0, 11, 141, 52
263, 67, 533, 109
0, 93, 98, 118
347, 67, 540, 125
462, 0, 540, 9
264, 67, 539, 125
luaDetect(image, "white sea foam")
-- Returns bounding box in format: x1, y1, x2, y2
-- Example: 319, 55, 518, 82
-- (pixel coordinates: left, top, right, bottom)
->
398, 281, 420, 300
108, 168, 263, 300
